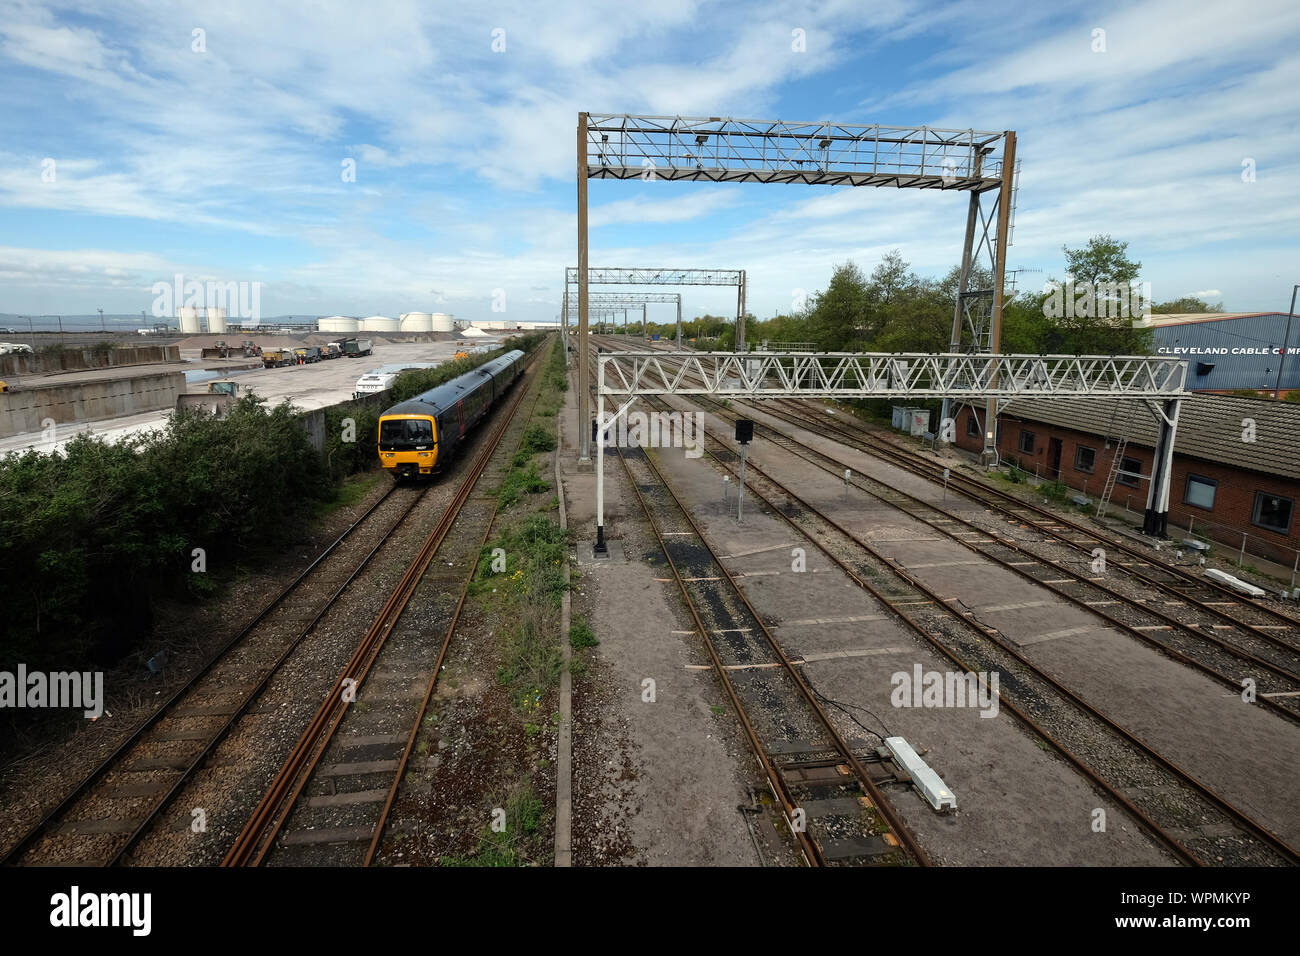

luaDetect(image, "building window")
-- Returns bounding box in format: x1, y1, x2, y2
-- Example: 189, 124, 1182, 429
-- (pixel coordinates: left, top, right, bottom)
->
1019, 430, 1035, 454
1074, 445, 1096, 473
1252, 492, 1294, 534
1117, 456, 1142, 488
1183, 474, 1217, 510
966, 412, 980, 437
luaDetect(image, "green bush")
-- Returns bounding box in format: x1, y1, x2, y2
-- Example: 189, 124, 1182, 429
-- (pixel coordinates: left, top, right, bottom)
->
569, 619, 598, 649
520, 424, 557, 455
498, 462, 551, 508
0, 395, 329, 671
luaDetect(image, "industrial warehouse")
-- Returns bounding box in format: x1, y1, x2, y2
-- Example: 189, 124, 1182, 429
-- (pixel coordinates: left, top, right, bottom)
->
1147, 312, 1300, 394
0, 0, 1295, 938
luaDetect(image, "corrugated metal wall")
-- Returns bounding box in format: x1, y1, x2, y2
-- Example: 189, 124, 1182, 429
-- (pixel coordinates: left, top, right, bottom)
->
1152, 312, 1300, 391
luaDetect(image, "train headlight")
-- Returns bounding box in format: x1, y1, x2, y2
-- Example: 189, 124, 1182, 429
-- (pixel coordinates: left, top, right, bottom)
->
385, 453, 394, 458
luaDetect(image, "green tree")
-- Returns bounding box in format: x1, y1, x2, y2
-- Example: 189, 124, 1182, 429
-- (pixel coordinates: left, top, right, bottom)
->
1062, 234, 1140, 286
807, 261, 870, 350
1046, 234, 1152, 353
1152, 296, 1223, 313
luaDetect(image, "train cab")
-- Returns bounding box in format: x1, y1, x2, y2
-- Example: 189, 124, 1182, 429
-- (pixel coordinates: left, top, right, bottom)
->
378, 414, 438, 478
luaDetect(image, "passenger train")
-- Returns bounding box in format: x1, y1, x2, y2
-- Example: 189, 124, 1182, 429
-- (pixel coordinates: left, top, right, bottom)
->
377, 349, 526, 479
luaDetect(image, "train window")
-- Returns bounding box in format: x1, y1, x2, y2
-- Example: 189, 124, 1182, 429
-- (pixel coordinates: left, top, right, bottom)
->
1183, 474, 1216, 510
1074, 445, 1096, 473
1252, 492, 1294, 534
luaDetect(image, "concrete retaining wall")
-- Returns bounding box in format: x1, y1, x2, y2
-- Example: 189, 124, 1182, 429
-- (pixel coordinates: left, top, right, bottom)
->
0, 345, 180, 377
0, 372, 186, 438
297, 391, 390, 453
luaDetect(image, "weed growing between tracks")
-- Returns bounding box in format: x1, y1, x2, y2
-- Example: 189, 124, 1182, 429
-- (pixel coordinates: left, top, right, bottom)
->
439, 786, 546, 866
424, 336, 568, 866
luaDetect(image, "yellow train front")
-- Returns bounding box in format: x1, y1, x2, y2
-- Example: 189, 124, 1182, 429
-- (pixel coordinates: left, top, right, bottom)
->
378, 349, 525, 479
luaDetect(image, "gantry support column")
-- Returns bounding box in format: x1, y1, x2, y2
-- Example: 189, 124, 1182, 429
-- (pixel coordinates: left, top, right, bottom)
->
1143, 397, 1181, 538
940, 188, 982, 441
577, 112, 591, 460
736, 269, 747, 353
561, 282, 570, 367
642, 303, 647, 341
676, 296, 682, 349
983, 131, 1016, 465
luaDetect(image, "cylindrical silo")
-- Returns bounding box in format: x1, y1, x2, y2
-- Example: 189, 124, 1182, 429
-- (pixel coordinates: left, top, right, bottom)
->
430, 312, 453, 332
319, 315, 360, 334
399, 311, 434, 332
361, 315, 399, 333
206, 307, 227, 333
178, 306, 202, 333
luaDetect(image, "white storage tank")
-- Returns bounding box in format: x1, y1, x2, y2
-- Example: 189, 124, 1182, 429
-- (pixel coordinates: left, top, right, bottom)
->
399, 311, 433, 332
430, 312, 454, 332
361, 315, 399, 333
206, 306, 227, 333
178, 306, 202, 333
319, 315, 360, 334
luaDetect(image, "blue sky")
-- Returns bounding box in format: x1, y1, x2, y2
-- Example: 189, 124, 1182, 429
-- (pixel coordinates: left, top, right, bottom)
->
1, 0, 1297, 327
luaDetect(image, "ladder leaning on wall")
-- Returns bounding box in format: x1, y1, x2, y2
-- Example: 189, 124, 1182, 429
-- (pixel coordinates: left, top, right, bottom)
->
1096, 404, 1138, 519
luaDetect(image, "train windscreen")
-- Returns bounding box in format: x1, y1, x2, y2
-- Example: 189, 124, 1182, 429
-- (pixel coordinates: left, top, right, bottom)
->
379, 418, 434, 448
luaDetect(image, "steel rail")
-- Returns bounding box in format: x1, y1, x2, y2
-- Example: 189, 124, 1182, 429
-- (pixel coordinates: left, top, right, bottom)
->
682, 393, 1300, 723
659, 396, 1297, 866
2, 481, 424, 866
587, 354, 929, 867
223, 351, 543, 867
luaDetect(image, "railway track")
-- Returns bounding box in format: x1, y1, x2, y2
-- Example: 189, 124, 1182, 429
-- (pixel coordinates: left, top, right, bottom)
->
677, 393, 1300, 723
762, 393, 1300, 650
596, 339, 1300, 697
223, 349, 545, 866
633, 390, 1298, 866
583, 354, 928, 866
2, 480, 432, 867
614, 442, 928, 866
586, 339, 1298, 864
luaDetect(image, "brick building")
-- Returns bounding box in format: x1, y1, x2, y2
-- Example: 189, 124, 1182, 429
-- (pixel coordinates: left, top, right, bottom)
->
954, 394, 1300, 566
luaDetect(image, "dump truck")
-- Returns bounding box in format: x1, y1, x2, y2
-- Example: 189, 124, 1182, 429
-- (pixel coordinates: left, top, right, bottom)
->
262, 348, 295, 368
176, 380, 241, 418
293, 346, 321, 364
321, 342, 342, 360
342, 338, 373, 358
201, 340, 231, 359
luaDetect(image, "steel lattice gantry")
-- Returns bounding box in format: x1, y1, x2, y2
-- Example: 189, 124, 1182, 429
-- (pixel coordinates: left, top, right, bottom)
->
562, 291, 683, 347
569, 263, 746, 458
575, 112, 1018, 464
588, 349, 1188, 553
597, 351, 1188, 398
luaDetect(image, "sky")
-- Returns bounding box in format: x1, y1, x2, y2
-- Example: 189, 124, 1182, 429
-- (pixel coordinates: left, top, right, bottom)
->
1, 0, 1297, 329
